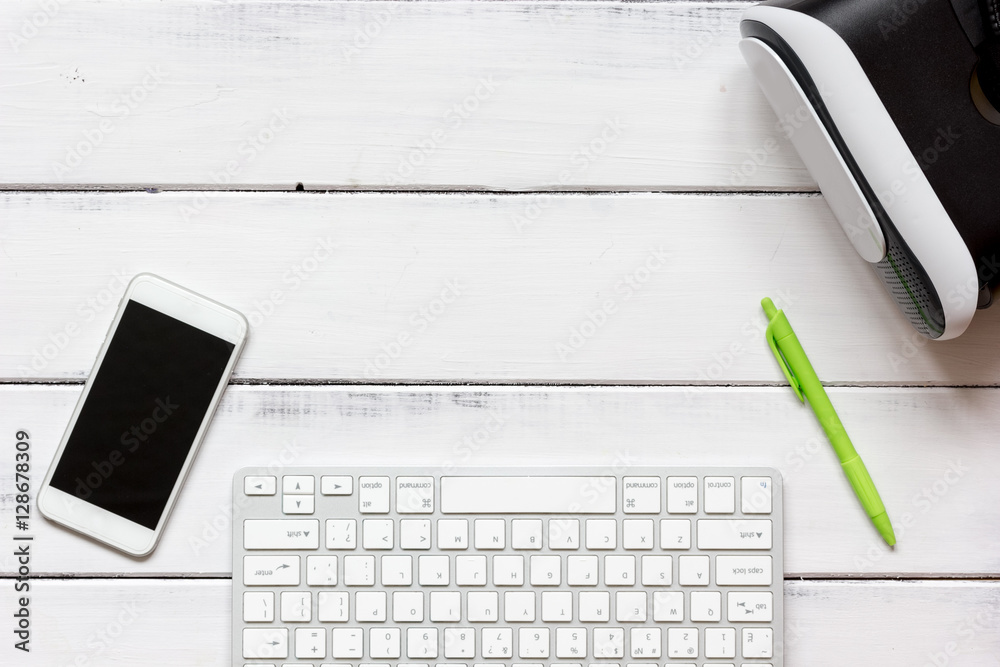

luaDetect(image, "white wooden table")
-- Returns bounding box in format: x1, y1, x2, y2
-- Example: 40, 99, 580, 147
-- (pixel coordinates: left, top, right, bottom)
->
2, 1, 999, 664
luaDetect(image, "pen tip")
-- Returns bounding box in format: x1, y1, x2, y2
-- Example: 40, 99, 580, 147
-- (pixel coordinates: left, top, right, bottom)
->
873, 513, 896, 547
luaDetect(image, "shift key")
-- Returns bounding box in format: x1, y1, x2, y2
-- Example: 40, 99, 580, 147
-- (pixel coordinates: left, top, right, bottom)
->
244, 519, 320, 549
697, 519, 772, 549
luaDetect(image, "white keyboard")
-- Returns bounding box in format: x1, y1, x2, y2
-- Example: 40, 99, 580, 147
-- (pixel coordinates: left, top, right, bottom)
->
233, 467, 783, 667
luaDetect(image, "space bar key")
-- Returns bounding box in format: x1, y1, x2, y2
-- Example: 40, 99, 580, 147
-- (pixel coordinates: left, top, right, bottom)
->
440, 476, 617, 513
244, 519, 320, 549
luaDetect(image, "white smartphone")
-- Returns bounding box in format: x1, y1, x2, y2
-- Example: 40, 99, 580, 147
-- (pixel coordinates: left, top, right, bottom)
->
38, 273, 248, 556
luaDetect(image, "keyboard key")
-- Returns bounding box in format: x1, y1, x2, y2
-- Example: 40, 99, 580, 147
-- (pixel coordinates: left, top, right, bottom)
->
604, 555, 635, 586
407, 627, 438, 658
703, 476, 735, 513
244, 475, 276, 495
705, 627, 736, 658
555, 627, 587, 657
440, 476, 616, 514
475, 519, 506, 549
518, 627, 550, 658
630, 627, 661, 658
326, 519, 357, 550
401, 519, 432, 550
280, 591, 311, 622
283, 475, 314, 494
678, 555, 710, 586
244, 519, 319, 550
742, 475, 773, 513
243, 555, 300, 586
653, 591, 684, 622
640, 555, 672, 586
456, 555, 488, 585
715, 555, 772, 585
667, 627, 698, 658
567, 555, 599, 585
504, 591, 535, 621
468, 591, 499, 621
549, 519, 580, 549
666, 477, 698, 513
728, 591, 773, 622
359, 476, 391, 513
242, 627, 287, 659
331, 627, 364, 658
541, 590, 572, 622
370, 627, 401, 658
482, 628, 513, 658
697, 519, 772, 550
343, 555, 376, 585
382, 554, 413, 585
430, 591, 461, 621
586, 519, 617, 549
690, 591, 721, 621
659, 519, 691, 549
622, 476, 661, 513
615, 591, 647, 622
393, 591, 425, 622
243, 591, 274, 622
622, 519, 653, 549
295, 627, 326, 659
742, 627, 773, 658
579, 591, 610, 621
446, 627, 477, 658
396, 476, 435, 513
593, 628, 624, 658
363, 519, 394, 549
317, 591, 348, 621
438, 519, 469, 550
283, 494, 314, 514
512, 519, 543, 549
529, 555, 561, 586
493, 555, 524, 586
356, 591, 388, 621
418, 555, 450, 585
321, 475, 353, 495
306, 555, 337, 585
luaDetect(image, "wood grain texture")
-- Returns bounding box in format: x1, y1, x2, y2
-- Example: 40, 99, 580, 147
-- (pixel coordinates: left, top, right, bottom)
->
1, 385, 996, 577
0, 1, 815, 190
6, 191, 1000, 384
1, 579, 997, 666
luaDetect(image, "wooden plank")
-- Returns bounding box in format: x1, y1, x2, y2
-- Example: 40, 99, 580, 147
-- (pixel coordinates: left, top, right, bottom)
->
6, 191, 1000, 384
1, 1, 813, 190
1, 385, 996, 576
2, 578, 996, 665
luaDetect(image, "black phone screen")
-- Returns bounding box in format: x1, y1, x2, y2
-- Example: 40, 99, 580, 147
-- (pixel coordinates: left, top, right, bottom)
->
50, 299, 235, 530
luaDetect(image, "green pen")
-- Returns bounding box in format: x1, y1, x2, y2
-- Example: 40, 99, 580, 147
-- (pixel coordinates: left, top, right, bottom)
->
761, 297, 896, 547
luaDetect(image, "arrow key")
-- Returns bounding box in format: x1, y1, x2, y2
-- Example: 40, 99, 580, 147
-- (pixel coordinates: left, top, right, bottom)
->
244, 476, 276, 496
283, 494, 315, 515
322, 475, 354, 496
283, 475, 315, 494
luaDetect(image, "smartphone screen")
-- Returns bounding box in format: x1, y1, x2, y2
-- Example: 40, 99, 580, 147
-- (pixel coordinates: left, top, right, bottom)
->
48, 299, 236, 530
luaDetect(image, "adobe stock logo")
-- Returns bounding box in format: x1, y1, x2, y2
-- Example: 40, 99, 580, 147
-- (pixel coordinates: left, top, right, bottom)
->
73, 397, 179, 499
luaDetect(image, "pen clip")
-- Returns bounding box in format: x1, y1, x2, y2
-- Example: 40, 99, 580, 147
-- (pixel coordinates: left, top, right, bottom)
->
765, 323, 804, 402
